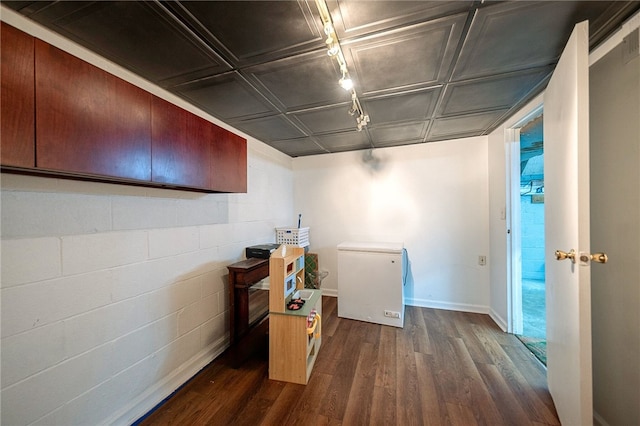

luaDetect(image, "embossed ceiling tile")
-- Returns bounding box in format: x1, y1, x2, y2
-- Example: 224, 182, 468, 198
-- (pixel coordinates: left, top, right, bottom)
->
23, 1, 230, 85
291, 105, 360, 134
174, 72, 276, 121
232, 115, 307, 143
246, 50, 350, 110
440, 67, 552, 116
9, 1, 79, 18
361, 87, 440, 125
452, 2, 579, 80
314, 130, 371, 152
178, 1, 322, 65
429, 110, 509, 140
369, 122, 427, 146
331, 0, 473, 39
268, 138, 327, 157
344, 14, 466, 94
7, 0, 636, 158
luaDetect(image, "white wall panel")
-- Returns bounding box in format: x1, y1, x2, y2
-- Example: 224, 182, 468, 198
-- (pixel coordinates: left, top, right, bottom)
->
111, 196, 179, 230
148, 226, 199, 259
62, 231, 149, 275
0, 191, 112, 237
0, 322, 65, 387
1, 343, 114, 425
1, 237, 62, 286
293, 137, 491, 311
1, 271, 113, 337
62, 297, 148, 358
200, 312, 227, 348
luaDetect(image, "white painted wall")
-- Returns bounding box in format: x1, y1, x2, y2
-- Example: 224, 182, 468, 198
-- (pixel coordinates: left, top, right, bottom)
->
293, 137, 491, 313
0, 9, 294, 425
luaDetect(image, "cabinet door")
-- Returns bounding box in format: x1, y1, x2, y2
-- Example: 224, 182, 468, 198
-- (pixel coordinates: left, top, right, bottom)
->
1, 23, 35, 168
211, 126, 247, 193
35, 40, 152, 180
151, 96, 212, 189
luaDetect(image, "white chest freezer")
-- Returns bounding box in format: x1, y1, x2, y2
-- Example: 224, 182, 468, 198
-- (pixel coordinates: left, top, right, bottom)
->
337, 241, 406, 328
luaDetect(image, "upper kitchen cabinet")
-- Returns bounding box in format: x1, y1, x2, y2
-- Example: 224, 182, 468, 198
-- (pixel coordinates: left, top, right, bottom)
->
2, 23, 246, 193
1, 23, 35, 168
152, 95, 247, 192
151, 96, 212, 189
211, 128, 247, 193
35, 39, 152, 181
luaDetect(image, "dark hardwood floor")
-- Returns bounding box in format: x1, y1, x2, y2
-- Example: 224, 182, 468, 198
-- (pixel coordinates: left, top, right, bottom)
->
138, 296, 559, 425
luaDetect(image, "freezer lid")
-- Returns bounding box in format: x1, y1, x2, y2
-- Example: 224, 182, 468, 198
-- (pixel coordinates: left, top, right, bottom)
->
337, 241, 404, 254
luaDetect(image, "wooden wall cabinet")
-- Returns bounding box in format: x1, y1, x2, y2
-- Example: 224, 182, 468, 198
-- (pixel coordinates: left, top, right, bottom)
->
152, 96, 212, 189
151, 96, 247, 192
2, 25, 247, 193
35, 40, 152, 181
1, 22, 35, 168
211, 127, 247, 193
269, 245, 322, 384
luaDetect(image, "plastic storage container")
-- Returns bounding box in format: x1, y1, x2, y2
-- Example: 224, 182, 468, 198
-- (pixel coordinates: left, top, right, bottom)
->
276, 227, 310, 247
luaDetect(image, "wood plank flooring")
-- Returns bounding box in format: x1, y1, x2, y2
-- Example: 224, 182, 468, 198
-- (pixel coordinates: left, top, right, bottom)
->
138, 296, 559, 425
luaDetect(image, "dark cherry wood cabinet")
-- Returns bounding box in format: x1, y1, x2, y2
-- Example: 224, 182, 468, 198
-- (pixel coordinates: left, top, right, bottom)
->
211, 127, 247, 193
35, 39, 152, 181
2, 25, 247, 193
1, 22, 35, 168
152, 96, 212, 189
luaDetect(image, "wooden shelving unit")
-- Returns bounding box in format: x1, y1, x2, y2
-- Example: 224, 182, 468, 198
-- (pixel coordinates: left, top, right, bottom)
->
269, 245, 322, 384
268, 245, 305, 313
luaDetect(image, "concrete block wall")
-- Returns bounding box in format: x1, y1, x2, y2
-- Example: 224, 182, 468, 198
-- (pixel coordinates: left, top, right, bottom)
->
0, 9, 295, 424
0, 141, 293, 425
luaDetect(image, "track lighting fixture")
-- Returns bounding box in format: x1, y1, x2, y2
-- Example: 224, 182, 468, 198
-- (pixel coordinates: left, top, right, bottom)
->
326, 42, 339, 57
339, 73, 353, 91
315, 0, 370, 132
356, 114, 370, 131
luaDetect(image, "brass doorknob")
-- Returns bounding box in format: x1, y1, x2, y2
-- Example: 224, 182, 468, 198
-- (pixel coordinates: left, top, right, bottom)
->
579, 252, 609, 264
555, 249, 576, 263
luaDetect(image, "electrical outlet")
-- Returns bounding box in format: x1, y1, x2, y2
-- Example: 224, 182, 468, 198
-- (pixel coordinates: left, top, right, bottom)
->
384, 310, 401, 319
478, 255, 487, 266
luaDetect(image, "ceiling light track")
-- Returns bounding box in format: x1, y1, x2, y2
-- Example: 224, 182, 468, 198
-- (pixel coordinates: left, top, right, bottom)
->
315, 0, 369, 131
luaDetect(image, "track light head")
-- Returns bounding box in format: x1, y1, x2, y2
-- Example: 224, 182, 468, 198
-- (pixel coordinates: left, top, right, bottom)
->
339, 77, 353, 90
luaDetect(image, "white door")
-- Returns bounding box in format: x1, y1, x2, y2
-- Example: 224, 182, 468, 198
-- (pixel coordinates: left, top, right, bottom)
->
543, 21, 593, 425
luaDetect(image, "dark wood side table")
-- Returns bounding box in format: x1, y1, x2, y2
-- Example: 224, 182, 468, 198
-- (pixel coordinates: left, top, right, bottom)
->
227, 257, 269, 344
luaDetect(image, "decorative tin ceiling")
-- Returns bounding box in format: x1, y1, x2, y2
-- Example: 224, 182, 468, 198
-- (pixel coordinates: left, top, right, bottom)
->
6, 1, 639, 157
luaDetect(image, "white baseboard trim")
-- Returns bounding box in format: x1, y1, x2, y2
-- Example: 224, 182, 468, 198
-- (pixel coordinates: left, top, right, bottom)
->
109, 336, 229, 426
321, 288, 338, 298
405, 297, 489, 315
405, 298, 507, 331
489, 308, 508, 332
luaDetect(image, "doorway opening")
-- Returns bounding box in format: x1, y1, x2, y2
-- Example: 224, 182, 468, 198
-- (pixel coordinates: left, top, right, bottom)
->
519, 114, 546, 364
508, 110, 547, 365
